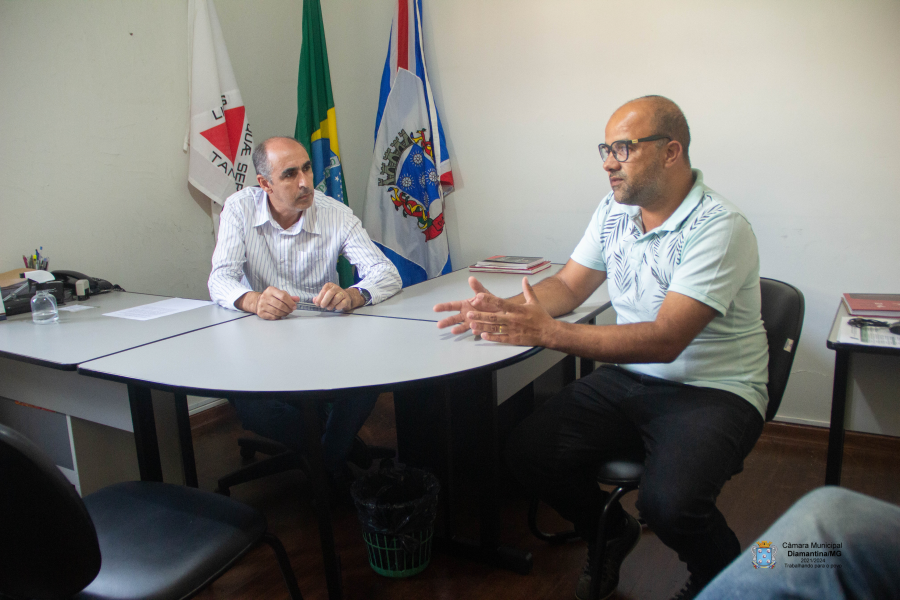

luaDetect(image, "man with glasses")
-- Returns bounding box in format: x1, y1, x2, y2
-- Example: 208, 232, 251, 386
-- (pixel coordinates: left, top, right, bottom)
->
435, 96, 768, 600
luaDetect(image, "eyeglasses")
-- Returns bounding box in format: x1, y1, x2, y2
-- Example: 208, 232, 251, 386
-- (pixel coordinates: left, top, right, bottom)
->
598, 135, 671, 162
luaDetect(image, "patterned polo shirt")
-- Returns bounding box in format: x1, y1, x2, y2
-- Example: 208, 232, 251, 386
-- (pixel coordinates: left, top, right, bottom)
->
571, 170, 769, 417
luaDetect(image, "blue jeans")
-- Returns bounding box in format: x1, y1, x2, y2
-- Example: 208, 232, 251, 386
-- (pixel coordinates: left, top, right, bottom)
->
230, 392, 379, 474
697, 487, 900, 600
506, 365, 764, 581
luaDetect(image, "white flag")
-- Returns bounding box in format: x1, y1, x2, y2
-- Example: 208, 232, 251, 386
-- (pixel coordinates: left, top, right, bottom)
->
186, 0, 255, 234
363, 0, 454, 287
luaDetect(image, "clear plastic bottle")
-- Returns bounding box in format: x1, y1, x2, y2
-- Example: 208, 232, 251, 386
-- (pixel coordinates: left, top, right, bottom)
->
31, 290, 59, 324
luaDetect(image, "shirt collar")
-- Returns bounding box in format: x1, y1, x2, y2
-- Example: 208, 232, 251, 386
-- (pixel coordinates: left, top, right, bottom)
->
251, 188, 319, 235
655, 169, 706, 233
298, 193, 319, 235
251, 188, 270, 228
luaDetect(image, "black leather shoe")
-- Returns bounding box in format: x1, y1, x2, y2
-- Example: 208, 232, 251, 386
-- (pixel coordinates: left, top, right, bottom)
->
575, 512, 642, 600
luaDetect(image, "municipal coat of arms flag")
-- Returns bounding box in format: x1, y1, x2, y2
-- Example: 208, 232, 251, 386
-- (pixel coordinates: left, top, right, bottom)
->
364, 0, 455, 287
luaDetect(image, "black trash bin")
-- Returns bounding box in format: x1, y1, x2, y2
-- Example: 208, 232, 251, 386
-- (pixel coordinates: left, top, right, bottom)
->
351, 460, 440, 577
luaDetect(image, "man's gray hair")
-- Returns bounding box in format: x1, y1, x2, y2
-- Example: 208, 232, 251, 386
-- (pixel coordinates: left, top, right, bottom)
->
634, 95, 691, 165
252, 136, 307, 182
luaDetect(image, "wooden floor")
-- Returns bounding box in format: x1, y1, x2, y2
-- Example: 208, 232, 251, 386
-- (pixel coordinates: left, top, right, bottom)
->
190, 394, 900, 600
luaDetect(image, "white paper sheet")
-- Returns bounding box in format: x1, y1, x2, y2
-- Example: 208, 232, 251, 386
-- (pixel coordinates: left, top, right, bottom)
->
837, 317, 900, 348
103, 298, 213, 321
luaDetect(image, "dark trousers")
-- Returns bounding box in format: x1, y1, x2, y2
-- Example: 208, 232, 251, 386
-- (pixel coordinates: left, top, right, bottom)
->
230, 392, 379, 474
506, 365, 764, 580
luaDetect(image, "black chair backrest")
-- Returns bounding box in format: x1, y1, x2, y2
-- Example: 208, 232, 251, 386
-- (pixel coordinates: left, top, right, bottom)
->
759, 278, 805, 422
0, 423, 102, 599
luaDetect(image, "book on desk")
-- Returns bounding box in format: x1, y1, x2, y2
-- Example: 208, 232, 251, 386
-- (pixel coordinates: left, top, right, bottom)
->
841, 293, 900, 318
469, 255, 551, 275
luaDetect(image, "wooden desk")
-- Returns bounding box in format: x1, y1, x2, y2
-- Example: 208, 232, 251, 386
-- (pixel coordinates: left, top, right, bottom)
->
825, 303, 900, 485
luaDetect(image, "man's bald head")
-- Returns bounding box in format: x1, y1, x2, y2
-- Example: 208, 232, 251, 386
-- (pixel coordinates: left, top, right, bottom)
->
252, 136, 308, 182
616, 95, 691, 166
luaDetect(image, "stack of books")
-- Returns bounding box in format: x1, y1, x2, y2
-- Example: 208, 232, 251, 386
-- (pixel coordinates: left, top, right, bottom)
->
842, 293, 900, 318
469, 255, 551, 275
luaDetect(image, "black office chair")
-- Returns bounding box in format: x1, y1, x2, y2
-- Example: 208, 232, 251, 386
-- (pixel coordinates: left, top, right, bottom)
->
0, 423, 303, 600
527, 277, 805, 600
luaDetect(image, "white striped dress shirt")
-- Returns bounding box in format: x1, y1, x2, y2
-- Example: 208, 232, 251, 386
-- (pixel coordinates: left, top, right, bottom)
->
208, 187, 401, 311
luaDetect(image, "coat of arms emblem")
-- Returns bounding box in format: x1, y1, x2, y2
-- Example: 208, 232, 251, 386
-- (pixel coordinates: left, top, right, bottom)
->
376, 128, 445, 241
751, 540, 776, 569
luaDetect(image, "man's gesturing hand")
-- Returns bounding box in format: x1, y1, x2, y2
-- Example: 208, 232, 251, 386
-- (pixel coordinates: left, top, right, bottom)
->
468, 277, 559, 346
243, 287, 299, 320
434, 277, 498, 334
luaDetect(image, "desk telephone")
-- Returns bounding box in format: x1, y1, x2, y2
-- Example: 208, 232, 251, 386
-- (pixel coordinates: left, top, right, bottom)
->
1, 270, 116, 316
51, 270, 113, 294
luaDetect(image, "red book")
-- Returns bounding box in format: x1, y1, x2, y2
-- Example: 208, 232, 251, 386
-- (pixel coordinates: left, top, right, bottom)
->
842, 293, 900, 318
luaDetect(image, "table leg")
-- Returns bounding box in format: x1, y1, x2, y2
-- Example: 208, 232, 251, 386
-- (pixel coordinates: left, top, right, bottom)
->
826, 350, 850, 485
580, 318, 596, 378
173, 391, 198, 488
127, 384, 163, 482
561, 354, 577, 386
470, 370, 533, 574
299, 399, 342, 600
395, 375, 533, 575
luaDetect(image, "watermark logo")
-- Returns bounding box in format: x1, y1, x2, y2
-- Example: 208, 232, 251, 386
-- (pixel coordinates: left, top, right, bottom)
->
752, 540, 777, 569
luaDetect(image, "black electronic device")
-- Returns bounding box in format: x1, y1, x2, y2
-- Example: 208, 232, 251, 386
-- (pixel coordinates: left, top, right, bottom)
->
1, 280, 67, 316
52, 270, 113, 294
35, 281, 65, 304
890, 321, 900, 336
2, 296, 32, 316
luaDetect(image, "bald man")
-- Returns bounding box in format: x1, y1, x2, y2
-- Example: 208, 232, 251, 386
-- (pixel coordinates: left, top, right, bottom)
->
435, 97, 768, 599
209, 137, 401, 491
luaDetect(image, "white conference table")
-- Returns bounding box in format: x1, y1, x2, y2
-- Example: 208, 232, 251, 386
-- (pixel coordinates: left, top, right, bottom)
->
355, 263, 607, 324
78, 269, 611, 600
0, 291, 249, 493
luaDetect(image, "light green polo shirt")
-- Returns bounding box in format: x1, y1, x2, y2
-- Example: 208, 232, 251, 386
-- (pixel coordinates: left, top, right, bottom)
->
571, 170, 769, 418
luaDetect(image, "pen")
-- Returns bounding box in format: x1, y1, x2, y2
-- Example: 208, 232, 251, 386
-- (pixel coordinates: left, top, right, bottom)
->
294, 301, 331, 312
22, 255, 28, 267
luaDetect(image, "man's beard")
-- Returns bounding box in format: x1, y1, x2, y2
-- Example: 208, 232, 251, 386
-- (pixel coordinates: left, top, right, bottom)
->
613, 161, 664, 207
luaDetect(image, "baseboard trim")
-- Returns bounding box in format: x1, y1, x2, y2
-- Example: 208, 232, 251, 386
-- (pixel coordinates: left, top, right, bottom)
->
770, 415, 830, 429
763, 421, 900, 453
189, 401, 234, 433
761, 421, 828, 446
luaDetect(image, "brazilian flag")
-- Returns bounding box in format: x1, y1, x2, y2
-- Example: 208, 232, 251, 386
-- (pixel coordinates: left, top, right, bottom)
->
295, 0, 353, 287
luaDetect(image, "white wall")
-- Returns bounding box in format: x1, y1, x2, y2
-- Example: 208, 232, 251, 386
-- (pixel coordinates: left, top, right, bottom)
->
2, 0, 898, 433
322, 0, 900, 433
0, 0, 301, 299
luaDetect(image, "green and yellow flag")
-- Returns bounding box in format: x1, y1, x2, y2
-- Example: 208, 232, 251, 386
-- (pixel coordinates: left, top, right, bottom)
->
295, 0, 353, 286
